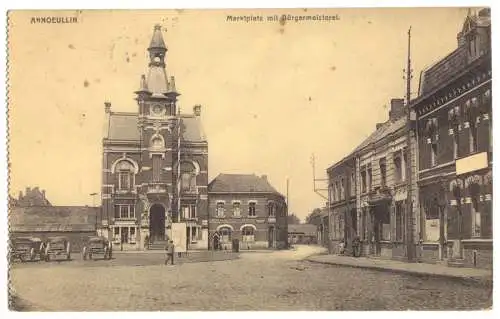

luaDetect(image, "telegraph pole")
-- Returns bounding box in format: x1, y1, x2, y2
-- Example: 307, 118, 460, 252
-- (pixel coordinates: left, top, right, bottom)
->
404, 27, 415, 262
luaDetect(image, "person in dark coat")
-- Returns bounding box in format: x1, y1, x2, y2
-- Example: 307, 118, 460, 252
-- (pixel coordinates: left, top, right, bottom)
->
165, 240, 175, 265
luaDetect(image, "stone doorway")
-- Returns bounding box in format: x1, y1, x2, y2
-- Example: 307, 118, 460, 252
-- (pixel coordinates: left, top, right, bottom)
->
149, 204, 166, 242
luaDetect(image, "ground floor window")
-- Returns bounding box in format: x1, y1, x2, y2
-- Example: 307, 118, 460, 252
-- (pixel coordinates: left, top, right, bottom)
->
395, 201, 405, 242
187, 226, 202, 243
219, 227, 232, 243
241, 226, 255, 242
471, 198, 481, 237
112, 226, 137, 243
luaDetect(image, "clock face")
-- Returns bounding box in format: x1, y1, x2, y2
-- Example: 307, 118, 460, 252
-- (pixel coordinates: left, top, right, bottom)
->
152, 104, 163, 115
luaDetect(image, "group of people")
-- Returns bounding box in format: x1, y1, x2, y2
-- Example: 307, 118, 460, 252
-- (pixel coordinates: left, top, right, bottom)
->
337, 236, 361, 257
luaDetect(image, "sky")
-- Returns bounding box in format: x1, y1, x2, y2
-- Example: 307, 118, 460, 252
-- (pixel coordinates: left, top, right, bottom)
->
8, 8, 472, 221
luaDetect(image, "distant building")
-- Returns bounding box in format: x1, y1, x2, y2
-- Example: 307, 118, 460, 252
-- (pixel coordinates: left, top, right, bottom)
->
9, 206, 101, 253
101, 25, 209, 251
13, 187, 51, 207
208, 174, 288, 250
411, 8, 491, 268
288, 224, 317, 245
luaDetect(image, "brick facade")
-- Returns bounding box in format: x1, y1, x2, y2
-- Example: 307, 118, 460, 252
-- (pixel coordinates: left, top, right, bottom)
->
208, 174, 288, 250
412, 9, 491, 268
101, 25, 209, 250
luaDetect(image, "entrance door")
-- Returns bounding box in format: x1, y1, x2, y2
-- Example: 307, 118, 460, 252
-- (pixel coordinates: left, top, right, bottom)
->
121, 227, 129, 244
149, 204, 166, 242
268, 227, 275, 248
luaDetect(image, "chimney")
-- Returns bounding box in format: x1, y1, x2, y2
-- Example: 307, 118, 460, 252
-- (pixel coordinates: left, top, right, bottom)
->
193, 104, 201, 116
104, 101, 111, 113
261, 174, 268, 182
18, 191, 23, 200
376, 123, 384, 130
389, 98, 405, 121
42, 190, 46, 200
26, 187, 31, 196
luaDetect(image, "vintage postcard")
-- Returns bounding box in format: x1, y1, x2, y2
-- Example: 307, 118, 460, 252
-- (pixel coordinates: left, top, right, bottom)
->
6, 7, 492, 311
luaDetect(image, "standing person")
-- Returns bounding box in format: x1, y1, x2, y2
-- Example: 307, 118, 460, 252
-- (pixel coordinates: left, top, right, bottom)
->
165, 240, 175, 265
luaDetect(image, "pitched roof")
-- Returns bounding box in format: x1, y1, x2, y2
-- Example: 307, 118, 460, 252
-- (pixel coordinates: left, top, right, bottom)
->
106, 113, 206, 142
9, 206, 101, 233
328, 116, 406, 171
351, 116, 406, 154
208, 174, 281, 194
288, 224, 317, 236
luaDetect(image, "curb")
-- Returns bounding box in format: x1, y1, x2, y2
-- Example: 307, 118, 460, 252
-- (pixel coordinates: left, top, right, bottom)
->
305, 258, 493, 287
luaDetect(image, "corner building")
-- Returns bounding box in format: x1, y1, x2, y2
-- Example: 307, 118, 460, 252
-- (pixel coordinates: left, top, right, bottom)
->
412, 9, 491, 268
101, 25, 209, 250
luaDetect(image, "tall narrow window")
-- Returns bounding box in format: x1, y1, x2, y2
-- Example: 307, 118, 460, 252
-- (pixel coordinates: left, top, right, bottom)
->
453, 133, 458, 159
469, 121, 478, 153
152, 155, 162, 182
431, 143, 438, 167
367, 167, 373, 192
180, 162, 197, 192
394, 156, 402, 183
267, 203, 275, 217
233, 202, 241, 217
350, 172, 355, 197
340, 178, 345, 200
216, 202, 225, 217
361, 171, 367, 193
190, 204, 197, 219
395, 201, 405, 242
472, 198, 481, 237
249, 202, 256, 217
379, 158, 387, 187
116, 160, 134, 191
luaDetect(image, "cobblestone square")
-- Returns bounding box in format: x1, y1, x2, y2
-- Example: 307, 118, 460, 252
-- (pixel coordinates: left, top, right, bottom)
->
9, 246, 492, 311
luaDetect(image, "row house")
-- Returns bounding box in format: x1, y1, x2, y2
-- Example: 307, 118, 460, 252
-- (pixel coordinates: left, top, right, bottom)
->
327, 156, 356, 254
207, 174, 288, 250
411, 8, 492, 268
101, 25, 209, 250
327, 99, 416, 259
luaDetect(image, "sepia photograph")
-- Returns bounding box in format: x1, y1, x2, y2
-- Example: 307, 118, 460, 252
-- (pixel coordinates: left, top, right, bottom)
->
5, 4, 494, 312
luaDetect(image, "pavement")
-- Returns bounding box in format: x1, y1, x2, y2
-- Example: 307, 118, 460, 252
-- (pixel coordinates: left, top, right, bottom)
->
9, 245, 492, 311
306, 254, 493, 286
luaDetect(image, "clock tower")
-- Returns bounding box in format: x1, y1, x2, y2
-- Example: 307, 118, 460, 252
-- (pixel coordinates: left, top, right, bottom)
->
134, 24, 181, 244
102, 24, 209, 251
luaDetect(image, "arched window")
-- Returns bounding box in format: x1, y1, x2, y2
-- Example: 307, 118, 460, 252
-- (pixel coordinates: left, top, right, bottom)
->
116, 160, 134, 191
241, 226, 255, 242
180, 161, 197, 192
219, 227, 232, 243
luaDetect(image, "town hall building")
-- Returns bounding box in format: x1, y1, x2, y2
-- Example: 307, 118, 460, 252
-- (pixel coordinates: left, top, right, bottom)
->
101, 25, 209, 250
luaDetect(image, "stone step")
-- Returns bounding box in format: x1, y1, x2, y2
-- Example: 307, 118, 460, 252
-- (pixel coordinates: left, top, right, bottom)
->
447, 258, 468, 268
